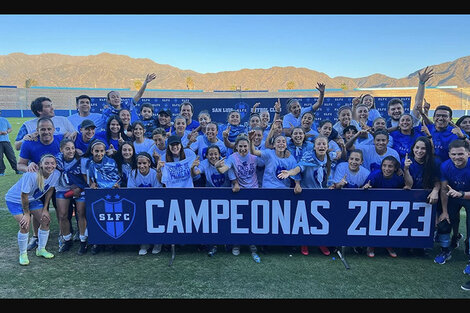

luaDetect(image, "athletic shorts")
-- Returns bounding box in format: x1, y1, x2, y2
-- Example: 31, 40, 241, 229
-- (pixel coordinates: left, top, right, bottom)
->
6, 200, 43, 216
55, 190, 85, 202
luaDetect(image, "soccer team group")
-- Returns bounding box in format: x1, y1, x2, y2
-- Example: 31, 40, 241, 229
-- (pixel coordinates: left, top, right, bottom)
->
4, 69, 470, 288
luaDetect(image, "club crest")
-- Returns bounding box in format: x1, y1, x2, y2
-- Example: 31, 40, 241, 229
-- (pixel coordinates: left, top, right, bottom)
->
91, 194, 136, 239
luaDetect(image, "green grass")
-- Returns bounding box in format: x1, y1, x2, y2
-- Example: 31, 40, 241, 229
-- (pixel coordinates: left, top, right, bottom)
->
1, 118, 470, 299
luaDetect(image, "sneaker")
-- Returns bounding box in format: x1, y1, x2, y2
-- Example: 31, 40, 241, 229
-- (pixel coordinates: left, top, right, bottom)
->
464, 262, 470, 275
252, 252, 261, 263
367, 247, 375, 258
78, 241, 88, 255
319, 246, 330, 256
138, 244, 149, 255
386, 247, 397, 258
434, 251, 452, 264
207, 246, 217, 257
59, 239, 72, 253
36, 248, 54, 259
19, 253, 29, 266
301, 246, 309, 256
232, 246, 240, 256
0, 173, 5, 176
27, 236, 38, 251
462, 281, 470, 291
152, 244, 162, 254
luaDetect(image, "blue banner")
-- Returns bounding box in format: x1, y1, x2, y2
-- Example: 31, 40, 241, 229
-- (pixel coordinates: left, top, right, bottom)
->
89, 96, 411, 126
85, 188, 435, 248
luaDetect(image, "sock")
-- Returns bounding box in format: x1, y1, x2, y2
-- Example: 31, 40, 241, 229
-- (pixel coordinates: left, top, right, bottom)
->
18, 231, 28, 254
79, 234, 88, 242
63, 233, 72, 241
38, 228, 50, 250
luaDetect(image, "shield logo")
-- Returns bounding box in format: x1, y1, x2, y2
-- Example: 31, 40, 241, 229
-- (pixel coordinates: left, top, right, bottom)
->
91, 195, 136, 239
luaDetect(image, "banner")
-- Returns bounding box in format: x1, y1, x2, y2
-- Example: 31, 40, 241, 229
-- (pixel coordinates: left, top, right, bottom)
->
89, 96, 412, 126
85, 187, 435, 248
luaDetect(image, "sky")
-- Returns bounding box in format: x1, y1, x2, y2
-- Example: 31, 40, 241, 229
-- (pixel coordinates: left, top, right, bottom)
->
0, 14, 469, 79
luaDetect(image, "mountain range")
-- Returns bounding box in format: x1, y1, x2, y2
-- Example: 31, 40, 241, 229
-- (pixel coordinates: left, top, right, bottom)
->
1, 52, 469, 91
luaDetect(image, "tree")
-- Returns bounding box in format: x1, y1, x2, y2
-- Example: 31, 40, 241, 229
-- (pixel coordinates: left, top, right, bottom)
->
286, 81, 295, 90
186, 77, 194, 90
25, 78, 38, 88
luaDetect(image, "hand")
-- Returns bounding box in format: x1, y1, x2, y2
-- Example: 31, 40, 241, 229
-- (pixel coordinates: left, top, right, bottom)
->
145, 73, 157, 83
427, 189, 439, 204
277, 170, 290, 180
19, 213, 30, 230
418, 66, 434, 84
446, 184, 463, 198
404, 153, 412, 170
363, 180, 372, 189
316, 82, 325, 93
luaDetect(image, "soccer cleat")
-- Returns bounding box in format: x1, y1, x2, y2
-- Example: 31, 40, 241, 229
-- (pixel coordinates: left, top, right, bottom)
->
461, 281, 470, 291
464, 262, 470, 275
27, 236, 38, 251
152, 244, 162, 254
252, 252, 261, 263
434, 251, 452, 264
207, 246, 217, 257
301, 246, 309, 256
78, 241, 88, 255
367, 247, 375, 258
36, 248, 54, 259
319, 246, 330, 256
19, 253, 29, 266
232, 246, 240, 256
386, 247, 397, 258
59, 239, 72, 253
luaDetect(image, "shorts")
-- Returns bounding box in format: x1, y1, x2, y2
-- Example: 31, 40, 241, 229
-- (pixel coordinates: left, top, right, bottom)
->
56, 190, 85, 202
6, 200, 43, 216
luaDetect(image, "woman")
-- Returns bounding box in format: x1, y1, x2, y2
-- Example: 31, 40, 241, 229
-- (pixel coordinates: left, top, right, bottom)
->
131, 121, 154, 154
55, 139, 88, 254
330, 149, 370, 189
160, 135, 199, 188
5, 154, 60, 265
95, 115, 131, 157
190, 122, 227, 160
278, 135, 332, 256
114, 141, 137, 188
215, 133, 261, 263
390, 113, 427, 162
127, 152, 162, 256
249, 131, 300, 190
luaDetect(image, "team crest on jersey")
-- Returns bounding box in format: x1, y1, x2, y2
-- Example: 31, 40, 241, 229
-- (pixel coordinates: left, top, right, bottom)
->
91, 194, 136, 239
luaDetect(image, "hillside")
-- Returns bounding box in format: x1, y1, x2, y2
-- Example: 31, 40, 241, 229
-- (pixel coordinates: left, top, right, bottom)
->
1, 52, 469, 91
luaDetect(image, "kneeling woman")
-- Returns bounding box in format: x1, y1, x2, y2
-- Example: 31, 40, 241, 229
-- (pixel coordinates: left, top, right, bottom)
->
5, 154, 60, 265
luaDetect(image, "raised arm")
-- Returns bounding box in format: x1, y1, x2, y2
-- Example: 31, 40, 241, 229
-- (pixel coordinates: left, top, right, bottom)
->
133, 73, 156, 103
412, 66, 433, 119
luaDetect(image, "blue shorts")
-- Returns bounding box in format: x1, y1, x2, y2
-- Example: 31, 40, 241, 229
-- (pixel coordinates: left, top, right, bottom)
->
6, 200, 43, 216
56, 190, 85, 202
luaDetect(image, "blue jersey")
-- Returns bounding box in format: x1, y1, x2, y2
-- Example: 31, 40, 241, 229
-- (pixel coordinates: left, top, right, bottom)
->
198, 159, 231, 187
332, 161, 370, 188
127, 168, 161, 188
356, 143, 400, 172
390, 126, 425, 161
19, 134, 62, 164
440, 158, 470, 191
401, 156, 441, 189
259, 149, 299, 188
141, 117, 159, 139
428, 124, 459, 162
365, 169, 405, 189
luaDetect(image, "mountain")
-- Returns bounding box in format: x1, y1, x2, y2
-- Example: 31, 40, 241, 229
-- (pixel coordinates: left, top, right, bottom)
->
1, 52, 469, 90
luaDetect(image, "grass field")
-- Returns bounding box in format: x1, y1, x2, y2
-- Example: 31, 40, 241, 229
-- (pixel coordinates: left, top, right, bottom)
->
1, 118, 470, 299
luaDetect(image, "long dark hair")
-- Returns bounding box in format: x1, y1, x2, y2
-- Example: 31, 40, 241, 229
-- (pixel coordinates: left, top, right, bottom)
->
113, 141, 137, 176
410, 136, 438, 189
105, 114, 130, 143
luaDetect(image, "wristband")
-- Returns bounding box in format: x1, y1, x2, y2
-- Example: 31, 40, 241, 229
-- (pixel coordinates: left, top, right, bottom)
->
460, 191, 465, 198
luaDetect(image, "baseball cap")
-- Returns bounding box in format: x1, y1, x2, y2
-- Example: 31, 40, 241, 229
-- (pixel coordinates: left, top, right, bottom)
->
158, 109, 172, 117
167, 135, 181, 146
80, 119, 96, 129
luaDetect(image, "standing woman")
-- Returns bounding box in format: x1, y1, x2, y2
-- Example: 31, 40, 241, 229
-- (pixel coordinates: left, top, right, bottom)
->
5, 154, 60, 265
127, 152, 163, 256
95, 115, 130, 157
277, 135, 332, 256
131, 121, 154, 154
55, 139, 88, 254
390, 113, 427, 162
215, 134, 261, 263
113, 141, 137, 188
159, 135, 199, 188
